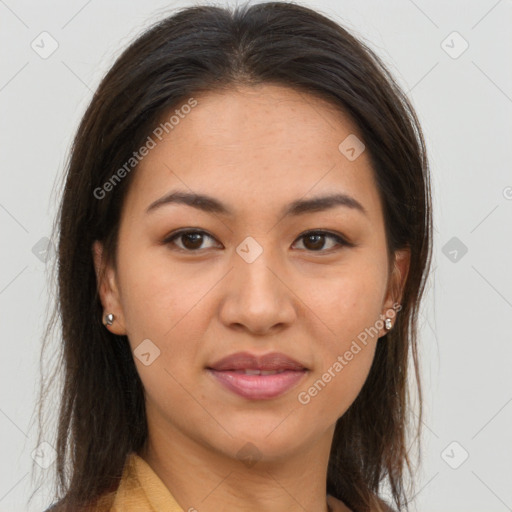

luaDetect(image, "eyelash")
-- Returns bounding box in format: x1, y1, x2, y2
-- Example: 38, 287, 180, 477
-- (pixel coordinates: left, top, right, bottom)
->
162, 229, 353, 254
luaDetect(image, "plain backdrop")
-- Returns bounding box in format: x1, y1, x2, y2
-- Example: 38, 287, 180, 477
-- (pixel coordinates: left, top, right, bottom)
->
1, 0, 511, 511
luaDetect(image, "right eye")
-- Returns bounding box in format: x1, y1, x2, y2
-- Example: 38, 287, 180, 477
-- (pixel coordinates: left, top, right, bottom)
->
163, 229, 221, 252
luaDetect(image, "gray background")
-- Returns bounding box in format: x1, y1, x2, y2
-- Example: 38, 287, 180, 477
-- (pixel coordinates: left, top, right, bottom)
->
1, 0, 511, 511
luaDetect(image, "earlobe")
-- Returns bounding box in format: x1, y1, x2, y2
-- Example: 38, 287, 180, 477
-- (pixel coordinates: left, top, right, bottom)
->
91, 240, 127, 335
380, 247, 411, 337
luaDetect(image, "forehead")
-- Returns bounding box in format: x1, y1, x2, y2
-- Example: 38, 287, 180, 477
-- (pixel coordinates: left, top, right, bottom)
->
123, 84, 383, 223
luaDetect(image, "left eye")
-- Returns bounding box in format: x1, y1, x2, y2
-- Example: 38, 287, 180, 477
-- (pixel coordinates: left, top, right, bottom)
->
163, 230, 351, 252
293, 231, 350, 252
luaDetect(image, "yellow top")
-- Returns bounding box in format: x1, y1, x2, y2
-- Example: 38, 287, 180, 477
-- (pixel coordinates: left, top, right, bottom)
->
94, 453, 184, 511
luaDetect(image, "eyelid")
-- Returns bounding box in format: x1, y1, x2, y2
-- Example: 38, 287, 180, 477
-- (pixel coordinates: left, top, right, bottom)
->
163, 228, 353, 252
294, 229, 354, 249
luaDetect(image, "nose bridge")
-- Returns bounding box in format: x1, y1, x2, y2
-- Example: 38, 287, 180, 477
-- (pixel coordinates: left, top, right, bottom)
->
218, 236, 296, 333
234, 236, 282, 302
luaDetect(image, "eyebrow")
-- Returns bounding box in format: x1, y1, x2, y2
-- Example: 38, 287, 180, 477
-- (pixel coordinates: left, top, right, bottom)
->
145, 190, 367, 218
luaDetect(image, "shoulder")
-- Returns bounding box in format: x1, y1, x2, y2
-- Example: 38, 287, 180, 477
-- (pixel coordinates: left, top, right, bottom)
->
43, 455, 131, 512
43, 497, 112, 512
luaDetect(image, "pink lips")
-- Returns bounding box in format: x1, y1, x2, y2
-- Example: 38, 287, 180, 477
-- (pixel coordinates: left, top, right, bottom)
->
206, 351, 309, 400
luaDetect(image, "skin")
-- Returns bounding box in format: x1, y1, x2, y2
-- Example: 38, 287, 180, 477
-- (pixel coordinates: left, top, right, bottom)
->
93, 84, 409, 512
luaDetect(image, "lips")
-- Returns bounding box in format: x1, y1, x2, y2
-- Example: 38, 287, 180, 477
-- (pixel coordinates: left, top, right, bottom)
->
207, 351, 308, 372
206, 351, 309, 400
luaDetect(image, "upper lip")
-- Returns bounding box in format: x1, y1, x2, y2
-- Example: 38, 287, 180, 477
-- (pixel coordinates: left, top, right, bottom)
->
207, 351, 308, 371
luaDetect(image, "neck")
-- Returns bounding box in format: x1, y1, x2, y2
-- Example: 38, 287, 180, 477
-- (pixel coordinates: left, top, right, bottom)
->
140, 417, 337, 512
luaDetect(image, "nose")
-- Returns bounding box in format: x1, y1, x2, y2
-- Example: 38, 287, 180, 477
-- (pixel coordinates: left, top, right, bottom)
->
218, 245, 297, 336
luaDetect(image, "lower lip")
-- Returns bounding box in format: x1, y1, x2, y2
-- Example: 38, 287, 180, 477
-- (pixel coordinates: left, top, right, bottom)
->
206, 369, 308, 400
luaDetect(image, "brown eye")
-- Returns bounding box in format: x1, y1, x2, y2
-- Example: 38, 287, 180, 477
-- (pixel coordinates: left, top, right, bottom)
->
164, 230, 219, 251
293, 231, 350, 252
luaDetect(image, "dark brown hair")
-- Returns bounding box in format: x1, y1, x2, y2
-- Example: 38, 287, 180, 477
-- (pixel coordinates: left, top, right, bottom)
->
36, 2, 433, 511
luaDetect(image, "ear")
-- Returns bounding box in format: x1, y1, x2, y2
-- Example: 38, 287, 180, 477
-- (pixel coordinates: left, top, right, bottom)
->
92, 240, 127, 335
379, 247, 410, 337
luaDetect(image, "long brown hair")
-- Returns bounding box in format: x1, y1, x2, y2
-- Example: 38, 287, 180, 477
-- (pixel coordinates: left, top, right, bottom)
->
36, 2, 433, 511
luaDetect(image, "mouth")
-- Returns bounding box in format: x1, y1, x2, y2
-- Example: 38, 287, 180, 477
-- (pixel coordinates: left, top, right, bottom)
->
220, 369, 293, 375
206, 368, 308, 400
207, 351, 308, 372
205, 351, 309, 400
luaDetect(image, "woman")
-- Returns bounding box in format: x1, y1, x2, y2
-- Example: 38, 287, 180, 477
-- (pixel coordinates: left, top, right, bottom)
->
37, 2, 433, 511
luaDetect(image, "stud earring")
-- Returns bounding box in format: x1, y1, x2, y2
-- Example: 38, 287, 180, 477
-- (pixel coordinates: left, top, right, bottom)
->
103, 313, 115, 326
385, 318, 392, 330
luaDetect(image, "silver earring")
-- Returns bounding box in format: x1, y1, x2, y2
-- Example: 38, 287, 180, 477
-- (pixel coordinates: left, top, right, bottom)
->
104, 313, 114, 326
385, 318, 392, 330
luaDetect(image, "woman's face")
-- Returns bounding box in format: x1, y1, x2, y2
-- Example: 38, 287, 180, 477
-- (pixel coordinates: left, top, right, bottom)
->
93, 84, 409, 463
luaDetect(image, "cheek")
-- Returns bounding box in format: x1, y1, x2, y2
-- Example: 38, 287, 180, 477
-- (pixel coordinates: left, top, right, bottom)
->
116, 250, 223, 402
300, 342, 376, 422
294, 259, 385, 416
118, 261, 210, 410
301, 258, 386, 343
297, 278, 381, 419
118, 247, 209, 342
